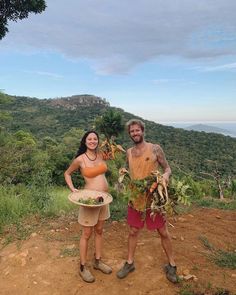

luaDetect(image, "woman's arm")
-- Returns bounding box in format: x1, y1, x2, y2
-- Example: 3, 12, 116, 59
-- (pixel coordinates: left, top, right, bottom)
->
64, 157, 81, 192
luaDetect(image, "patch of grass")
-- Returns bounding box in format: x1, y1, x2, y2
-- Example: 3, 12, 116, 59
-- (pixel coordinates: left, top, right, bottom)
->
178, 282, 231, 295
199, 235, 215, 251
0, 221, 37, 250
60, 247, 79, 257
175, 203, 194, 214
0, 185, 33, 231
191, 265, 200, 272
1, 235, 14, 248
70, 235, 81, 241
199, 235, 236, 270
109, 189, 127, 221
194, 198, 236, 210
43, 187, 75, 217
207, 281, 213, 290
178, 284, 197, 295
212, 250, 236, 269
0, 186, 77, 235
179, 290, 195, 295
14, 222, 33, 240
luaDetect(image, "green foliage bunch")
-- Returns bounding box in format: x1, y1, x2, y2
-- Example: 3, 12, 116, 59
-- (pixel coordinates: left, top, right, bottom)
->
0, 0, 46, 39
230, 179, 236, 198
0, 126, 87, 187
181, 175, 205, 199
108, 186, 128, 221
0, 130, 38, 184
106, 152, 126, 187
95, 109, 124, 140
0, 92, 12, 128
28, 169, 52, 211
40, 128, 84, 186
169, 178, 191, 205
117, 171, 191, 215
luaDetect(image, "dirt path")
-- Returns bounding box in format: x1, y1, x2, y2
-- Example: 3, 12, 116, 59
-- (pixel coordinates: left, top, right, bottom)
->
0, 207, 236, 295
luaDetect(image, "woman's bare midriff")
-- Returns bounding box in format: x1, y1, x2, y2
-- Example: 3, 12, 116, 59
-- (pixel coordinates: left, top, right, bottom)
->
84, 174, 108, 192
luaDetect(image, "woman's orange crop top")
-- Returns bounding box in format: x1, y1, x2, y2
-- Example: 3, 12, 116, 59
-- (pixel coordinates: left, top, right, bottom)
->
81, 162, 107, 178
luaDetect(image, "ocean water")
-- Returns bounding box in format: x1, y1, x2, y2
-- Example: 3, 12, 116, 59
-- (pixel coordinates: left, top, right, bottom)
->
161, 122, 236, 138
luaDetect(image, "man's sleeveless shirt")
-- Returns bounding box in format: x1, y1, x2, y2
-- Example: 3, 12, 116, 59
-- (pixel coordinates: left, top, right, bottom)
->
128, 143, 159, 211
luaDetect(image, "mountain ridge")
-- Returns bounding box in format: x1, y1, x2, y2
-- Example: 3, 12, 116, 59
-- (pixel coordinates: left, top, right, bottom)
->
47, 94, 110, 110
185, 123, 236, 137
1, 93, 236, 177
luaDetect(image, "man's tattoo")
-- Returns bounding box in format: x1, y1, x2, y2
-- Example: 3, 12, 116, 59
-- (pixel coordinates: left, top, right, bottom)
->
153, 144, 160, 158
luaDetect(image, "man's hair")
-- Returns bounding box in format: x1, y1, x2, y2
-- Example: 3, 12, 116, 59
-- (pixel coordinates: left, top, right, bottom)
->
126, 119, 145, 133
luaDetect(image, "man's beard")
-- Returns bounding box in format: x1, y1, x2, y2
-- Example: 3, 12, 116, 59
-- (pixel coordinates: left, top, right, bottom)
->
131, 135, 143, 144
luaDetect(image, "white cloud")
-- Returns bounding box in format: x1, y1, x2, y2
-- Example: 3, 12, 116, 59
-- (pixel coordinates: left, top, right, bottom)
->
1, 0, 236, 74
23, 70, 63, 79
201, 62, 236, 72
152, 78, 189, 84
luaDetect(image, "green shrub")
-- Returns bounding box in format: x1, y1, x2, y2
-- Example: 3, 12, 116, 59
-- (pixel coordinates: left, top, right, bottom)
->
109, 187, 127, 220
0, 185, 33, 231
28, 170, 52, 211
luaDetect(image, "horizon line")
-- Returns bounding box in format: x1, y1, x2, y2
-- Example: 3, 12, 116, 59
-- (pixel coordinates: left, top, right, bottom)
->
159, 121, 236, 124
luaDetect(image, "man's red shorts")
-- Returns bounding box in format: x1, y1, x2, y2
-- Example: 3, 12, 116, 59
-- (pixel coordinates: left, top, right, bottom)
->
127, 206, 166, 230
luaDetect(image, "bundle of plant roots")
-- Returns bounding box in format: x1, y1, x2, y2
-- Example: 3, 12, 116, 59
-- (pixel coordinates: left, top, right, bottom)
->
100, 138, 125, 160
118, 168, 190, 217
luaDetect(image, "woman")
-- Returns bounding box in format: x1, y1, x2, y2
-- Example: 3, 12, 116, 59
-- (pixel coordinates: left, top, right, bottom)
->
64, 130, 112, 283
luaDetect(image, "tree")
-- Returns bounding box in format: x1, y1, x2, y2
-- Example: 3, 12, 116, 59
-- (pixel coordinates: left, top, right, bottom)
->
201, 160, 225, 200
95, 109, 124, 141
95, 110, 125, 160
0, 0, 46, 39
0, 130, 37, 184
0, 92, 12, 129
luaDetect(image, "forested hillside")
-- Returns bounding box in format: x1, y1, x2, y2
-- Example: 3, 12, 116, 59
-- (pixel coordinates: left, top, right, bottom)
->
1, 94, 110, 138
1, 93, 236, 180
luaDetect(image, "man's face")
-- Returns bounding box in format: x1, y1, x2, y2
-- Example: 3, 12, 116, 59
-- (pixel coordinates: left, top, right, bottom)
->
129, 124, 144, 144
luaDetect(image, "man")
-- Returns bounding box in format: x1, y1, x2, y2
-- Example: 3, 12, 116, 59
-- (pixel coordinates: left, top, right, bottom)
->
116, 119, 178, 283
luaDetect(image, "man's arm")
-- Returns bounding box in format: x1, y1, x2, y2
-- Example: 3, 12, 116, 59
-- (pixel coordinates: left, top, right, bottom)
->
119, 149, 130, 174
125, 149, 131, 170
153, 144, 171, 184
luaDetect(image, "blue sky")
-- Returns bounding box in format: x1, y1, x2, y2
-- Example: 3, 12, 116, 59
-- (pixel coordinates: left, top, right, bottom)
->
0, 0, 236, 124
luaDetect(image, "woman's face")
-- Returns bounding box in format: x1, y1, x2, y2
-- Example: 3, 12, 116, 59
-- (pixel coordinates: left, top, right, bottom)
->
85, 132, 99, 150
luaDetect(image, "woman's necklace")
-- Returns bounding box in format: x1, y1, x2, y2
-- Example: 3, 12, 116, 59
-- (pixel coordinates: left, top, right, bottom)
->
85, 152, 97, 161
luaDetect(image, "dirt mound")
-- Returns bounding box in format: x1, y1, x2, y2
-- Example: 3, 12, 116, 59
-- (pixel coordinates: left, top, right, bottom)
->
0, 207, 235, 295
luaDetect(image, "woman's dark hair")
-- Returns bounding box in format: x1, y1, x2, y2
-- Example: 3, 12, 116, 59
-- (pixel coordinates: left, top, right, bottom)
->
75, 130, 99, 158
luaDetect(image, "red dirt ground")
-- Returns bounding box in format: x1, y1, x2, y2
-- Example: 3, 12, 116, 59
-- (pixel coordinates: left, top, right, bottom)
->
0, 207, 235, 295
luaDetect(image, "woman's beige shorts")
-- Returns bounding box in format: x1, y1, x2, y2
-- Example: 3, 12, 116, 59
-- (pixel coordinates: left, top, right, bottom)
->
78, 204, 110, 226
